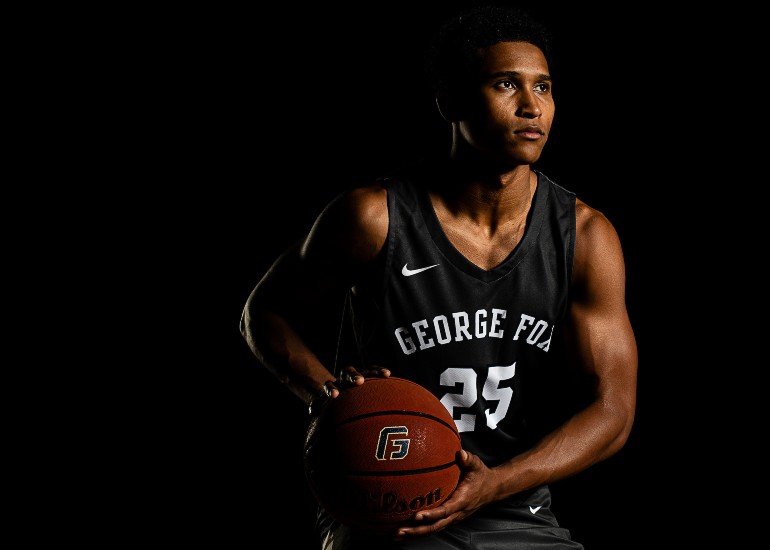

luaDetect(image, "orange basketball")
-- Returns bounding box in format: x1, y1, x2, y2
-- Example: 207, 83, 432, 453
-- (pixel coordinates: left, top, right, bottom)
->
303, 377, 462, 534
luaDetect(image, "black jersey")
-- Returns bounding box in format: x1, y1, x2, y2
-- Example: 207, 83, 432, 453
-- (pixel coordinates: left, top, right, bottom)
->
342, 162, 578, 467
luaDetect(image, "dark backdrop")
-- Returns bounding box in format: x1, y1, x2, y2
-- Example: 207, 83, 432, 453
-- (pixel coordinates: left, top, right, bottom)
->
143, 2, 721, 547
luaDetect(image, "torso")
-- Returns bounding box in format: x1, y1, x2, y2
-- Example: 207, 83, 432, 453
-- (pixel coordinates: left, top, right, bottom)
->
342, 162, 578, 466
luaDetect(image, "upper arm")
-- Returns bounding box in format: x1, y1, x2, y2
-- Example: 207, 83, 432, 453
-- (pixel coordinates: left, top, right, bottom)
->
565, 200, 638, 429
245, 182, 389, 330
299, 182, 390, 291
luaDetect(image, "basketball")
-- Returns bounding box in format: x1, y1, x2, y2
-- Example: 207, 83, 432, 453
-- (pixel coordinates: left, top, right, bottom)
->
303, 377, 462, 534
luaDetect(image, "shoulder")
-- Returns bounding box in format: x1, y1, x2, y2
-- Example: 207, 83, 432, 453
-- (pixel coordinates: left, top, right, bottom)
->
327, 181, 389, 246
339, 181, 389, 231
574, 198, 620, 245
302, 180, 390, 267
572, 198, 626, 289
305, 160, 431, 266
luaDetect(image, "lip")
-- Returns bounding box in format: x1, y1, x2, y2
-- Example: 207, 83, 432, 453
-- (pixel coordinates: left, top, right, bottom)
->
514, 126, 545, 140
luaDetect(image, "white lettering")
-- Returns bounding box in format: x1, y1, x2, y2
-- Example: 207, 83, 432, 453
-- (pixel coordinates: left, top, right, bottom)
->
537, 324, 555, 352
434, 315, 451, 345
395, 327, 416, 355
393, 309, 553, 355
453, 312, 471, 341
490, 308, 506, 338
475, 309, 487, 338
413, 320, 435, 350
526, 320, 549, 345
512, 314, 535, 341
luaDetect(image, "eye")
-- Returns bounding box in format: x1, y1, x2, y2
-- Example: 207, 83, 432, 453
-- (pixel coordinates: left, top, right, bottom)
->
534, 82, 551, 94
496, 79, 516, 91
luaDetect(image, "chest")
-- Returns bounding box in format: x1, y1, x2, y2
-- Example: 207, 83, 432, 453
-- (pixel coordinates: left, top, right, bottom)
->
439, 217, 527, 271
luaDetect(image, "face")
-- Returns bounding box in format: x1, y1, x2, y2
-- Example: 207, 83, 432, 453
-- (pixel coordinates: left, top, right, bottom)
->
456, 41, 554, 166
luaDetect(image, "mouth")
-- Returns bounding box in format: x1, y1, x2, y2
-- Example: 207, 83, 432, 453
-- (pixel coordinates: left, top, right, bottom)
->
514, 126, 545, 140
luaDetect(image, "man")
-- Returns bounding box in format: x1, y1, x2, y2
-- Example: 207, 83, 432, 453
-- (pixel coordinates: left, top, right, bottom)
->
240, 5, 638, 549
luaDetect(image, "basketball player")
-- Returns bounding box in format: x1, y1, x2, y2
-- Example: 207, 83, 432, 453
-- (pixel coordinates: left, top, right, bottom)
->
240, 5, 638, 549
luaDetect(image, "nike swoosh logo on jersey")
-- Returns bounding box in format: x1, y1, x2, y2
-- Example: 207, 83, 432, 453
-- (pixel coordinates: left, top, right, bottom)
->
529, 506, 542, 514
401, 263, 439, 277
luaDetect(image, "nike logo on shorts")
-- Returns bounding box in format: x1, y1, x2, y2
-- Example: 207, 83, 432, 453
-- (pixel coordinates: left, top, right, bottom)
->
402, 263, 439, 277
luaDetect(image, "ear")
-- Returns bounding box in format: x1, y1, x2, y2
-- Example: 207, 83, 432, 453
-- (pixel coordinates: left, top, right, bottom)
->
435, 93, 457, 122
436, 90, 472, 122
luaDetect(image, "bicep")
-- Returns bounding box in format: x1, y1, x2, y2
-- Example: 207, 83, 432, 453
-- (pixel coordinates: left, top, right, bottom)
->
246, 185, 388, 330
565, 205, 638, 414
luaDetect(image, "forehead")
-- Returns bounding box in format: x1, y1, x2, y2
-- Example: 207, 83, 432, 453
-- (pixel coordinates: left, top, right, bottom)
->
478, 41, 550, 76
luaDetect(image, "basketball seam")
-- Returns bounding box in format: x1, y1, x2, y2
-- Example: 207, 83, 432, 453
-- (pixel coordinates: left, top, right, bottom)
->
326, 460, 459, 478
334, 410, 460, 440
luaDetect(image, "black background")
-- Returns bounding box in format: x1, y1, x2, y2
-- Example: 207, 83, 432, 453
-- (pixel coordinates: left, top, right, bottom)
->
131, 1, 734, 547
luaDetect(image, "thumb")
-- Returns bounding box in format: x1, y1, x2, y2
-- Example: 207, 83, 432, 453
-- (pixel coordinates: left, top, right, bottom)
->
458, 449, 471, 465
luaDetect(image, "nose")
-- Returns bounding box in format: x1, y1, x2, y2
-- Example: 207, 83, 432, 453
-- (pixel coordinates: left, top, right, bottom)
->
517, 89, 542, 118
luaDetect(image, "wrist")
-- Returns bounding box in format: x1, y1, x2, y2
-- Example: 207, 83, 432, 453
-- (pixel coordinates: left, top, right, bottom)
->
307, 381, 334, 416
309, 393, 332, 416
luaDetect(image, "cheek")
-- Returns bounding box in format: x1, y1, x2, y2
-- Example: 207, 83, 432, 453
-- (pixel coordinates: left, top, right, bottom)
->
540, 113, 554, 133
541, 101, 555, 124
472, 97, 511, 125
489, 104, 521, 132
486, 97, 512, 118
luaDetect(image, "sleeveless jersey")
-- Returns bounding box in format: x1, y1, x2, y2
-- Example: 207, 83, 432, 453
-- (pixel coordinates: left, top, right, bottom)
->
342, 163, 578, 467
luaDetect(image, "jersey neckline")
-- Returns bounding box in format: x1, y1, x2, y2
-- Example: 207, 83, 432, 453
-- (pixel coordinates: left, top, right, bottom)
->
416, 169, 550, 284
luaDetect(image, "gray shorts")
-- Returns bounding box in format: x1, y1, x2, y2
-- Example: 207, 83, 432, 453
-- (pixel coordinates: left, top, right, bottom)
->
317, 485, 584, 550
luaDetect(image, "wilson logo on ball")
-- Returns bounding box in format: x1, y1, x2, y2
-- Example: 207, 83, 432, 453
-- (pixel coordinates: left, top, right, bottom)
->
375, 426, 410, 460
354, 487, 446, 515
304, 377, 462, 534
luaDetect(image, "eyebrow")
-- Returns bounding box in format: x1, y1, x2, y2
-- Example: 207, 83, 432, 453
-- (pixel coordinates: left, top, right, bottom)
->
489, 70, 552, 82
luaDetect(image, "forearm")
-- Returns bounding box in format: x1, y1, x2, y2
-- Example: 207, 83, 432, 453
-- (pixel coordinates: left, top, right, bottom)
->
240, 306, 336, 407
492, 398, 634, 498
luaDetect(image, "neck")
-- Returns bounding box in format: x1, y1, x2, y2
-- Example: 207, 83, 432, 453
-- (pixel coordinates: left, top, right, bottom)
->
429, 155, 537, 229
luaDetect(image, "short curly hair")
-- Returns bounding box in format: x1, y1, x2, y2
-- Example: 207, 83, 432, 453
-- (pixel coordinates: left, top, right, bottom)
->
424, 5, 554, 99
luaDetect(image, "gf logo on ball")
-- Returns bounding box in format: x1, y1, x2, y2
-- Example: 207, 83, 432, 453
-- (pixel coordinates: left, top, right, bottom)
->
375, 426, 409, 460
